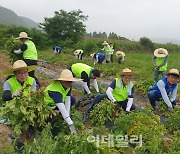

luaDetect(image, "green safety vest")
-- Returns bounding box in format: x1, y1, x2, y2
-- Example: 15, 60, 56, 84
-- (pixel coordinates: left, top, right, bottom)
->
79, 50, 84, 54
23, 40, 38, 60
155, 57, 167, 71
109, 46, 114, 54
121, 52, 125, 57
7, 76, 35, 96
71, 63, 93, 78
112, 78, 133, 101
44, 81, 70, 107
105, 45, 110, 53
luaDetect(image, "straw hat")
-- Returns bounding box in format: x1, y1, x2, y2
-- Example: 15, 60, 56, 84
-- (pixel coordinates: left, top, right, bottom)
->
16, 32, 32, 39
154, 48, 168, 58
116, 51, 123, 57
166, 68, 179, 78
74, 50, 81, 56
102, 41, 108, 45
54, 69, 82, 82
90, 53, 95, 58
119, 68, 136, 76
5, 60, 36, 75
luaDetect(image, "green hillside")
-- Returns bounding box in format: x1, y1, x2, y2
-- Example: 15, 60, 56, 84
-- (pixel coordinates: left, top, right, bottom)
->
0, 6, 41, 30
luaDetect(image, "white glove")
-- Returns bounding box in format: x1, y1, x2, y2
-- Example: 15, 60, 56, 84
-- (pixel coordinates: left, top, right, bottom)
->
12, 90, 22, 98
69, 124, 77, 135
14, 49, 22, 54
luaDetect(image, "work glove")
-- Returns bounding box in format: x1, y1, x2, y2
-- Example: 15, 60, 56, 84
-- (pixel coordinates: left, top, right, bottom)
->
168, 107, 173, 112
12, 90, 22, 98
69, 124, 77, 135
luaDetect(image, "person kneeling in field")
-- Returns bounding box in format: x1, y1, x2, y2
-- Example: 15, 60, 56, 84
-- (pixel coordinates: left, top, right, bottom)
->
2, 60, 36, 101
116, 51, 125, 64
44, 69, 82, 135
74, 49, 84, 60
147, 68, 179, 112
82, 68, 136, 122
90, 52, 105, 65
69, 63, 101, 97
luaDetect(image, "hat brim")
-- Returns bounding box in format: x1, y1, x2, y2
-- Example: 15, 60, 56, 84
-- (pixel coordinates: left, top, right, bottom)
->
54, 78, 83, 82
119, 72, 137, 77
166, 72, 180, 78
116, 53, 122, 57
4, 65, 36, 75
102, 43, 108, 45
154, 50, 168, 58
15, 36, 32, 40
74, 50, 80, 55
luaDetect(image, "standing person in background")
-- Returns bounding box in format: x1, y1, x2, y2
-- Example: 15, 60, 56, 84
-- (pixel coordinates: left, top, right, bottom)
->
116, 51, 125, 63
44, 69, 82, 135
74, 49, 84, 60
53, 45, 62, 55
69, 63, 101, 97
2, 60, 36, 102
152, 48, 169, 82
14, 32, 40, 88
82, 68, 136, 122
90, 52, 105, 65
101, 41, 111, 63
148, 68, 179, 112
109, 42, 114, 63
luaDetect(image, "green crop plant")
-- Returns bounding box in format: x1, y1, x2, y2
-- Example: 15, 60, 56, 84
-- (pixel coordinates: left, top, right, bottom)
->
164, 109, 180, 133
0, 88, 55, 136
89, 99, 118, 126
113, 111, 167, 153
5, 36, 23, 63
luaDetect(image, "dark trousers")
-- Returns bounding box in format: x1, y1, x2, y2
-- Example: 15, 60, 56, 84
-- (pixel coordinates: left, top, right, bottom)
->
147, 90, 176, 108
24, 59, 40, 87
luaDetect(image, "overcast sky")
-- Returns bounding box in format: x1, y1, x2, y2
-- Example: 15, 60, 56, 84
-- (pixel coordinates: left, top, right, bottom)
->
1, 0, 180, 40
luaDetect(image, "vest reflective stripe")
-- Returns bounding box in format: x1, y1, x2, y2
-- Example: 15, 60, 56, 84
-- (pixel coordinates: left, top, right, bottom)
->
44, 81, 70, 107
7, 76, 34, 96
23, 40, 37, 60
112, 78, 133, 101
71, 63, 92, 78
155, 57, 167, 71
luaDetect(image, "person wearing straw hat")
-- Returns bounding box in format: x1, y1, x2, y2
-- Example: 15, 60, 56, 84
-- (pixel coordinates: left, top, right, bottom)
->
69, 63, 101, 97
74, 49, 84, 60
90, 52, 105, 65
101, 41, 111, 63
152, 48, 169, 82
2, 60, 36, 101
44, 69, 82, 135
148, 68, 179, 112
82, 68, 136, 122
14, 32, 40, 87
116, 51, 126, 63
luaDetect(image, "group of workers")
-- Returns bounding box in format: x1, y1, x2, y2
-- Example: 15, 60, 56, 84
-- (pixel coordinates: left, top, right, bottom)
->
1, 32, 179, 135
